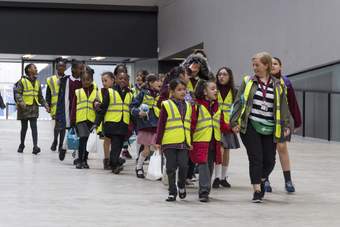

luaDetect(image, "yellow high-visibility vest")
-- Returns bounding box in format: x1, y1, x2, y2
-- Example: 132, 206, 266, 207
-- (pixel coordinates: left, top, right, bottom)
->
46, 75, 60, 117
193, 104, 221, 142
187, 80, 194, 93
104, 88, 132, 125
21, 77, 40, 105
240, 76, 282, 138
217, 90, 233, 123
75, 87, 98, 123
97, 91, 103, 134
142, 94, 160, 118
161, 99, 192, 146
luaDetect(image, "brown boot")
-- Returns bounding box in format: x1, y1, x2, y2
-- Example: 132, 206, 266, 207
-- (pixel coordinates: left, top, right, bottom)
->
103, 159, 111, 170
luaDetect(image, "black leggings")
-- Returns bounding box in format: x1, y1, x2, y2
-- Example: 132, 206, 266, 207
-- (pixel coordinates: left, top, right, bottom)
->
20, 118, 38, 147
240, 122, 276, 185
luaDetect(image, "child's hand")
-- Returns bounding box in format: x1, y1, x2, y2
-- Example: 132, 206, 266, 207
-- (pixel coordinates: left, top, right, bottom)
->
19, 102, 26, 109
284, 127, 291, 137
139, 111, 148, 118
189, 145, 193, 151
232, 125, 240, 133
154, 144, 161, 151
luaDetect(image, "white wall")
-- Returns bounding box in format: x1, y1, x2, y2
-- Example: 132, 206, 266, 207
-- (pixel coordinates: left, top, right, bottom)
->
158, 0, 340, 82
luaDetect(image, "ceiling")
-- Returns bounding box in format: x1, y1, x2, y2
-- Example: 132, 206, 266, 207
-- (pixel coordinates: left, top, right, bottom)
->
0, 0, 162, 6
0, 53, 141, 63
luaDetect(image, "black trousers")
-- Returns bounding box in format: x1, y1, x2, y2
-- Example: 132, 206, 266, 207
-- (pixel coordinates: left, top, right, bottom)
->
20, 118, 38, 147
164, 149, 189, 196
53, 120, 66, 149
240, 122, 276, 184
198, 143, 215, 196
110, 135, 125, 168
78, 137, 89, 162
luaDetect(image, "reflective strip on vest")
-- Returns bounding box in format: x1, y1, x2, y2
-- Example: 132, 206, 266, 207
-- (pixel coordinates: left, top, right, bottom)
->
217, 90, 233, 123
161, 100, 192, 146
75, 88, 98, 123
21, 77, 40, 105
240, 76, 282, 138
47, 75, 60, 116
142, 94, 160, 118
193, 105, 221, 142
104, 88, 132, 125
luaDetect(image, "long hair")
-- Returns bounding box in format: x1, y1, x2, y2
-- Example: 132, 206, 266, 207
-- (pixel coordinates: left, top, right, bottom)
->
216, 66, 236, 101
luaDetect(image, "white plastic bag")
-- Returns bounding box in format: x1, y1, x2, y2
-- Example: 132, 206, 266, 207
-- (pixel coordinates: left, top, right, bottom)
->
96, 138, 104, 159
146, 150, 163, 181
86, 131, 98, 153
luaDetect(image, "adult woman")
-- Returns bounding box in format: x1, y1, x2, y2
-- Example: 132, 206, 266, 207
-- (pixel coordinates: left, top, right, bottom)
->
230, 52, 290, 203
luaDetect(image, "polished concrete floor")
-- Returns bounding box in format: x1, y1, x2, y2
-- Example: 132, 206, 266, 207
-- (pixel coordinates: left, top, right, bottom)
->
0, 120, 339, 227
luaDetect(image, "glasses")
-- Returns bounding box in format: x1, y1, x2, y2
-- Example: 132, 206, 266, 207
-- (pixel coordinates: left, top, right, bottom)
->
218, 72, 229, 77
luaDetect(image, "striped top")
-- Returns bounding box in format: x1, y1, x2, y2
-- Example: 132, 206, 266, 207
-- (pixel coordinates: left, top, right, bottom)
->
249, 81, 275, 126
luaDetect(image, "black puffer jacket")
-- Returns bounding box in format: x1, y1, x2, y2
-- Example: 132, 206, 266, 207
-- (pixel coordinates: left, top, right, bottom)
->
181, 53, 211, 80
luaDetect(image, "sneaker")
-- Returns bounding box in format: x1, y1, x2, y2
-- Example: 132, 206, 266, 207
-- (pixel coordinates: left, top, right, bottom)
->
212, 178, 220, 188
112, 166, 122, 174
76, 161, 83, 169
264, 180, 272, 193
166, 194, 176, 202
59, 148, 66, 161
83, 161, 90, 169
178, 188, 186, 199
260, 181, 266, 199
32, 146, 41, 155
73, 158, 80, 166
199, 193, 210, 203
50, 141, 57, 151
135, 168, 145, 178
17, 144, 25, 153
252, 191, 263, 203
220, 178, 231, 188
285, 181, 295, 193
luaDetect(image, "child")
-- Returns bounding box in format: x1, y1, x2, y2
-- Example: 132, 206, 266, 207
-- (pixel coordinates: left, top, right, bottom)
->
190, 79, 229, 202
70, 66, 97, 169
96, 72, 115, 170
46, 58, 67, 153
155, 79, 192, 202
95, 72, 133, 174
132, 70, 148, 97
212, 67, 240, 188
15, 63, 49, 154
131, 74, 161, 178
56, 60, 84, 161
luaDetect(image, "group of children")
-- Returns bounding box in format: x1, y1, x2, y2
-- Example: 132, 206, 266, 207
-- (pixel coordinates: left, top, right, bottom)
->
17, 50, 301, 204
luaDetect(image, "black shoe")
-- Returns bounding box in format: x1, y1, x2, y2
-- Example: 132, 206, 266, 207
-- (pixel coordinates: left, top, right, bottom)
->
212, 178, 220, 189
17, 144, 25, 153
76, 161, 83, 169
199, 193, 209, 202
260, 181, 266, 199
178, 188, 186, 199
73, 158, 80, 165
135, 168, 145, 178
32, 146, 41, 155
220, 178, 231, 188
50, 141, 57, 151
103, 159, 111, 170
112, 166, 122, 174
83, 161, 90, 169
59, 148, 66, 161
166, 194, 176, 202
118, 157, 126, 165
252, 191, 263, 203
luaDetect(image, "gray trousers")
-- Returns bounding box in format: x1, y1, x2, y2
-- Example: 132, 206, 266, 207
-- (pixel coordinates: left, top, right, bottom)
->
164, 149, 189, 196
198, 143, 215, 196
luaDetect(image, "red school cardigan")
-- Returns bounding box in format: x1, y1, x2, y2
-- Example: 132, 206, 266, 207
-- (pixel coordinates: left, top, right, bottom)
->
190, 98, 231, 165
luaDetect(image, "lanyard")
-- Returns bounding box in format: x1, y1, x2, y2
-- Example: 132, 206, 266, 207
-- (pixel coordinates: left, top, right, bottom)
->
257, 76, 271, 100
